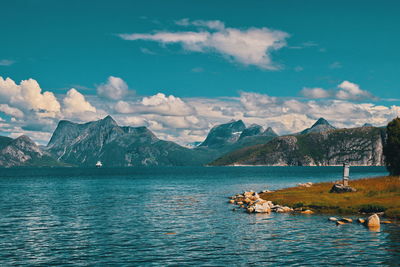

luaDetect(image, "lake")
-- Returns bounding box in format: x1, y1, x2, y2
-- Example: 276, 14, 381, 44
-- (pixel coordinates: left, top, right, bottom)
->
0, 166, 398, 266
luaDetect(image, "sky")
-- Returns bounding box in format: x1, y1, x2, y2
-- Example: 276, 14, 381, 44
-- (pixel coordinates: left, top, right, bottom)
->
0, 0, 399, 145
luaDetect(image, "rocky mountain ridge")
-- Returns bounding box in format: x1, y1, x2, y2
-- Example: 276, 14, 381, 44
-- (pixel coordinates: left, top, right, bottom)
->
0, 116, 388, 167
211, 125, 386, 166
0, 135, 61, 167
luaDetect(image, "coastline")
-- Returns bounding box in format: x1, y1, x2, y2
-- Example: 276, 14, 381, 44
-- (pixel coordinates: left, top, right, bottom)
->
232, 176, 400, 220
262, 176, 400, 219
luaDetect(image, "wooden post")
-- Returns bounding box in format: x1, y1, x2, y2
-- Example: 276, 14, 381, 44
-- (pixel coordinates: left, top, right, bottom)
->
343, 162, 349, 186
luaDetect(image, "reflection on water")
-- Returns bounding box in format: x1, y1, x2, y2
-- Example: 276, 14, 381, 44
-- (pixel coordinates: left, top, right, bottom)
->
0, 166, 398, 265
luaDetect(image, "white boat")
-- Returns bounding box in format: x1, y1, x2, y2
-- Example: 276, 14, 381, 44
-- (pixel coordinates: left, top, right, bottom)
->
96, 161, 103, 168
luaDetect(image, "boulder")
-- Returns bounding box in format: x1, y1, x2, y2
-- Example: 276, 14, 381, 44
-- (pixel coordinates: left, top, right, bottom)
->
243, 191, 255, 198
275, 208, 285, 213
340, 218, 353, 223
328, 217, 338, 222
243, 198, 252, 204
253, 202, 271, 213
336, 221, 346, 225
298, 182, 313, 188
329, 184, 357, 193
357, 218, 365, 224
236, 201, 243, 205
301, 209, 314, 214
254, 199, 267, 204
246, 207, 255, 213
229, 199, 235, 204
278, 206, 293, 213
250, 195, 260, 201
366, 214, 380, 228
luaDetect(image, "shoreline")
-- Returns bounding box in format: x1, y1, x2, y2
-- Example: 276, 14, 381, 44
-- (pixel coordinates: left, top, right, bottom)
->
230, 176, 400, 220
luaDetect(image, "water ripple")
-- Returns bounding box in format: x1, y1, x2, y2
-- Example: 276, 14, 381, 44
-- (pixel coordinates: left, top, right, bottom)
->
0, 166, 397, 266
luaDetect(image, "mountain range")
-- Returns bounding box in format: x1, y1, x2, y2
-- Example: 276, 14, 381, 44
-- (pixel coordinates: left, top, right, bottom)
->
0, 116, 387, 167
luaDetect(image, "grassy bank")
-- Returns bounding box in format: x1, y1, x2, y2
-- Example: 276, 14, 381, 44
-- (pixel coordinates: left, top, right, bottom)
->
259, 176, 400, 219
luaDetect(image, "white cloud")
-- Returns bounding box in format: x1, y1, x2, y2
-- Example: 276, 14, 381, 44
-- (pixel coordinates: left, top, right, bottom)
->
0, 59, 15, 66
336, 80, 375, 100
300, 81, 376, 101
9, 130, 52, 144
63, 88, 96, 115
97, 76, 130, 100
0, 76, 60, 117
294, 66, 304, 72
329, 61, 342, 69
0, 104, 24, 118
0, 76, 397, 147
191, 67, 204, 73
300, 87, 332, 99
118, 20, 289, 70
115, 93, 195, 116
140, 47, 156, 55
175, 18, 225, 30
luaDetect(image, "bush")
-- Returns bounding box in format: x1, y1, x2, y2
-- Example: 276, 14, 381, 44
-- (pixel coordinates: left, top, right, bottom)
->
383, 117, 400, 175
293, 202, 304, 208
358, 204, 387, 213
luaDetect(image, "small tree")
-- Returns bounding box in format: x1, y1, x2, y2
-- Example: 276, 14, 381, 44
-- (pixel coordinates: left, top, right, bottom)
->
383, 117, 400, 175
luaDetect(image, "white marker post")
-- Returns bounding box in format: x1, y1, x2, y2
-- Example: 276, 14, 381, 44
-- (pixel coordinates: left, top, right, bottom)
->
343, 162, 350, 186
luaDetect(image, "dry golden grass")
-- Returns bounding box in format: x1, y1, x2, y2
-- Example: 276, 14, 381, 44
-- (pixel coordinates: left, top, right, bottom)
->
260, 176, 400, 218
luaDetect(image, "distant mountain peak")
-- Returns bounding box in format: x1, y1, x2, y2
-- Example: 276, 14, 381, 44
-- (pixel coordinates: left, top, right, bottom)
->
14, 135, 32, 142
312, 118, 331, 127
98, 115, 118, 126
200, 120, 246, 148
263, 127, 278, 137
300, 118, 335, 135
239, 124, 263, 140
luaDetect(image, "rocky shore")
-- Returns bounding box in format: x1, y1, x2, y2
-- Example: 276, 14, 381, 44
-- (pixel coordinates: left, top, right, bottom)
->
229, 185, 395, 230
229, 191, 313, 215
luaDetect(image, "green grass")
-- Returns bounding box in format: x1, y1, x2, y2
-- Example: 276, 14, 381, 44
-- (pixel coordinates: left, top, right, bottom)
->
260, 176, 400, 219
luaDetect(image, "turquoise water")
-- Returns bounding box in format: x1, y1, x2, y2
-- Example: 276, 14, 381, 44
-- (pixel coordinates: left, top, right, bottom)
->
0, 166, 399, 266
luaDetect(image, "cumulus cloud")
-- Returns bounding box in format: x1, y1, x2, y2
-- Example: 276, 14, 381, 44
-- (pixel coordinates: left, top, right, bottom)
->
0, 104, 24, 118
118, 20, 289, 70
115, 93, 195, 116
97, 76, 131, 100
63, 88, 96, 114
336, 81, 375, 100
0, 75, 397, 146
300, 81, 376, 101
0, 76, 60, 117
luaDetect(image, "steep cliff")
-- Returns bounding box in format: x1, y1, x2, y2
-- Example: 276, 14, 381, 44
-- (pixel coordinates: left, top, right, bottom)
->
46, 116, 212, 166
210, 126, 386, 166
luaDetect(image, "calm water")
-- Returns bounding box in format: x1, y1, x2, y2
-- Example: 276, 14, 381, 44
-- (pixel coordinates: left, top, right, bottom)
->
0, 166, 399, 266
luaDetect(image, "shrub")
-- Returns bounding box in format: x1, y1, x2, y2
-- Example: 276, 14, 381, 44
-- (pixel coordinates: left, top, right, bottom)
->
383, 117, 400, 175
293, 202, 304, 208
358, 204, 387, 213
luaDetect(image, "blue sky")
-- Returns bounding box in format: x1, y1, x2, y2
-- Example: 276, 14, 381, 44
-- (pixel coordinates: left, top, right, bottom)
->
0, 0, 399, 144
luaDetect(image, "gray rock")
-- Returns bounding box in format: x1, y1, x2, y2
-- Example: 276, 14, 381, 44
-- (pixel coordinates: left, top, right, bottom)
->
253, 202, 271, 213
329, 184, 357, 193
